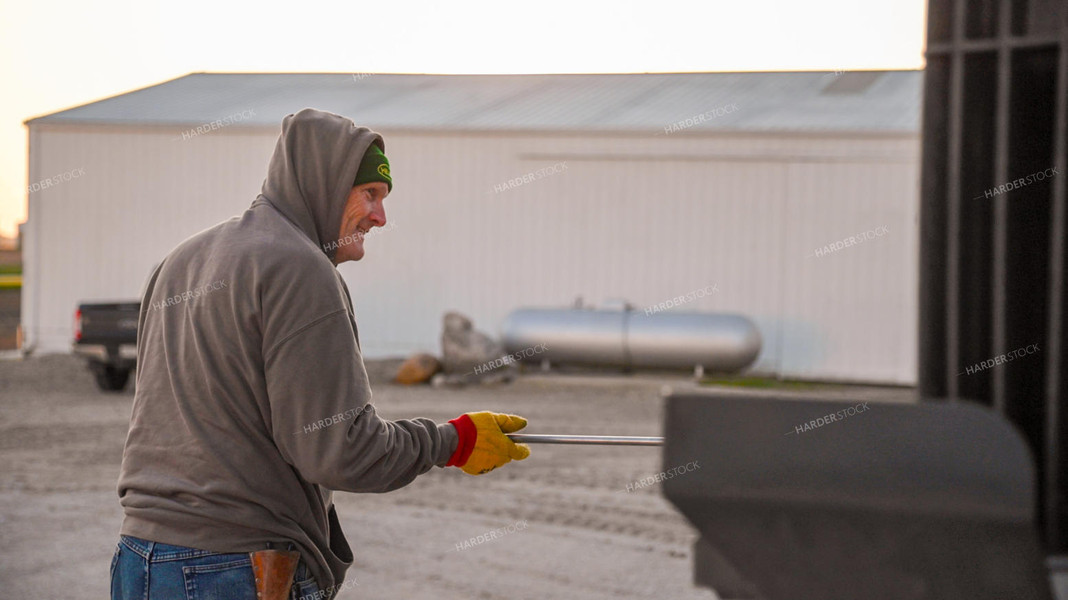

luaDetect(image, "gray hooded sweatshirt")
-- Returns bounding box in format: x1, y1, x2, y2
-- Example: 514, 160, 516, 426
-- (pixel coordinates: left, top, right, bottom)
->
117, 108, 458, 594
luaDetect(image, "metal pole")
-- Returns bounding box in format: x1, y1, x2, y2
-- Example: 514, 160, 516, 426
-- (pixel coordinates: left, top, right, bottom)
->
507, 433, 663, 446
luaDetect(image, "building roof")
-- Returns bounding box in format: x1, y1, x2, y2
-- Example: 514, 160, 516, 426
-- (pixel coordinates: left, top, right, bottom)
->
26, 71, 922, 134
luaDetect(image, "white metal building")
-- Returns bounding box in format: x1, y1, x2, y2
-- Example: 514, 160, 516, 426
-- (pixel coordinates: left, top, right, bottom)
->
22, 71, 922, 384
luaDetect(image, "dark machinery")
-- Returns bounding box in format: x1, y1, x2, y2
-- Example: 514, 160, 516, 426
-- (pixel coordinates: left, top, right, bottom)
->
661, 0, 1068, 597
662, 393, 1051, 599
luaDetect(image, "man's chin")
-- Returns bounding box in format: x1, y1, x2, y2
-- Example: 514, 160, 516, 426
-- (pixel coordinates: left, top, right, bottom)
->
339, 247, 365, 263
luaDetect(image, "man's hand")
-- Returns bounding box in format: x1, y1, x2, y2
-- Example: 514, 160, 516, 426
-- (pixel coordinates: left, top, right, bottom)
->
447, 412, 531, 475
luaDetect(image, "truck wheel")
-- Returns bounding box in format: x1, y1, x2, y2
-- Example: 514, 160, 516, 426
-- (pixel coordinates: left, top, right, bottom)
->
95, 366, 131, 392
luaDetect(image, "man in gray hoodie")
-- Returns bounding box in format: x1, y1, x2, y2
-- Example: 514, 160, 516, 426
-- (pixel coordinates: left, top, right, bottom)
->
111, 108, 530, 600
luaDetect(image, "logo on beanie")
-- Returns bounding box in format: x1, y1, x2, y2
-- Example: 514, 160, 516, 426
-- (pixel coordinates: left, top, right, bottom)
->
378, 164, 391, 179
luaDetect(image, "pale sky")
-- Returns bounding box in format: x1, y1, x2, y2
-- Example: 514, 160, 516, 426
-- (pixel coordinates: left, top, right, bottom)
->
0, 0, 927, 239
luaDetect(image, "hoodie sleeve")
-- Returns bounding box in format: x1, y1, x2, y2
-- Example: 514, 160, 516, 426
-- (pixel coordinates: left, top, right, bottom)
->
261, 271, 457, 493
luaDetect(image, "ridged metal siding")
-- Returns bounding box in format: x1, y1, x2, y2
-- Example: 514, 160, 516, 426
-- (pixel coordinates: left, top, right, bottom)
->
23, 125, 919, 383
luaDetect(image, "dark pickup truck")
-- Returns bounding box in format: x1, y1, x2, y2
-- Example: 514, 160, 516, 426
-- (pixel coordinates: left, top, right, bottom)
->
73, 302, 140, 391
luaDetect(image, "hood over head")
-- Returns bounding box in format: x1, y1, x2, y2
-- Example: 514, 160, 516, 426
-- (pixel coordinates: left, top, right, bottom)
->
256, 108, 385, 263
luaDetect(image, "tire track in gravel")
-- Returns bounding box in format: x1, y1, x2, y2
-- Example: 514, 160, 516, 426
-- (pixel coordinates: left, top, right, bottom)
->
389, 477, 700, 547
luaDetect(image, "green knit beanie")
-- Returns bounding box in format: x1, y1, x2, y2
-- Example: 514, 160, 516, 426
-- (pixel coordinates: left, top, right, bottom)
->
354, 143, 392, 191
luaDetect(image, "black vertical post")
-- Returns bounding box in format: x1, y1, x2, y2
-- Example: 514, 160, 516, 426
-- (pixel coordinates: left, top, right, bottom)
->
920, 0, 1068, 551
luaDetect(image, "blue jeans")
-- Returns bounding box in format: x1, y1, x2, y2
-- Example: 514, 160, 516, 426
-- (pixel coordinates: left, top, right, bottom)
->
110, 535, 322, 600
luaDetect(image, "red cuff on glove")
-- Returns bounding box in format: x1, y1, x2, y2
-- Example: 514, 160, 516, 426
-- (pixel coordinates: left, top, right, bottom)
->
447, 414, 477, 467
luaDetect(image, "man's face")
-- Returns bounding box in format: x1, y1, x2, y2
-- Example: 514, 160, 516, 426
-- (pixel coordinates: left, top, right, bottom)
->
333, 182, 389, 264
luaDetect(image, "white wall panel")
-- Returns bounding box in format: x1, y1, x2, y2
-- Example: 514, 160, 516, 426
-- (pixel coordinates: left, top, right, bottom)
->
780, 161, 919, 383
23, 125, 276, 353
23, 124, 919, 384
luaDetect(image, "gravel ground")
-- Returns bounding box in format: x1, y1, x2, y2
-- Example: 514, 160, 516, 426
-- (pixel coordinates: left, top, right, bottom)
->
0, 354, 915, 599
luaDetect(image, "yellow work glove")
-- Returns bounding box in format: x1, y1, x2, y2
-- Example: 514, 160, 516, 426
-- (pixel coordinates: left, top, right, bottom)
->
446, 411, 531, 475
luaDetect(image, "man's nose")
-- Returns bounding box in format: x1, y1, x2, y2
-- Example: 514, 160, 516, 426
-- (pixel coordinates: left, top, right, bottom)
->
369, 204, 386, 227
